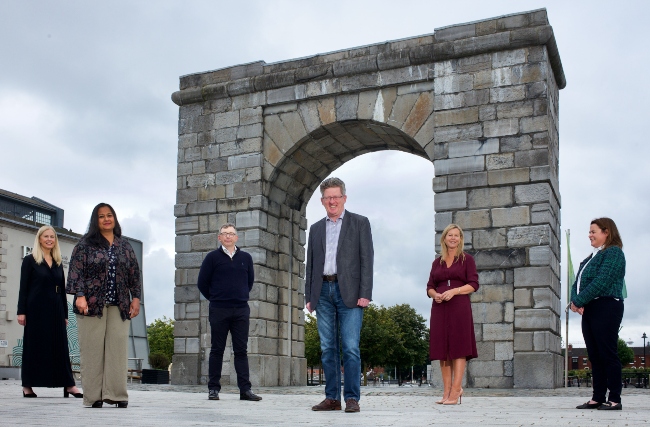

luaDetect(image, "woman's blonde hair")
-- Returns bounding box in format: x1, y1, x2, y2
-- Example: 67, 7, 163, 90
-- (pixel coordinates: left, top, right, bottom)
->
439, 223, 466, 264
32, 225, 62, 266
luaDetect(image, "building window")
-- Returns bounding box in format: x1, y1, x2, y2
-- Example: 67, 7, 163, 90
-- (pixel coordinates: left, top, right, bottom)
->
642, 357, 646, 364
583, 358, 588, 364
572, 357, 578, 363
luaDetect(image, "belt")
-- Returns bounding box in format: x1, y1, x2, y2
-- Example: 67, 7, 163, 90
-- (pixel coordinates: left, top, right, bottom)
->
55, 286, 61, 294
323, 274, 338, 282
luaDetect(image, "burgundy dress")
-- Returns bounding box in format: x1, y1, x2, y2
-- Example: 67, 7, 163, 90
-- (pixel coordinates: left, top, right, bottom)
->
426, 254, 479, 361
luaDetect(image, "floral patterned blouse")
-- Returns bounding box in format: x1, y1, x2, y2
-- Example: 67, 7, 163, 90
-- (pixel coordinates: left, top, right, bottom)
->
66, 235, 141, 320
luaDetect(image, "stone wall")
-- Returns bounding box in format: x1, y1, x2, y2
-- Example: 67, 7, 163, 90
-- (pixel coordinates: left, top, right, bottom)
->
172, 8, 565, 388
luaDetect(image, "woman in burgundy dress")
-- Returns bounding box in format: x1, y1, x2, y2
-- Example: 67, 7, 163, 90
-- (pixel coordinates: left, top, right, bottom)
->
426, 224, 479, 405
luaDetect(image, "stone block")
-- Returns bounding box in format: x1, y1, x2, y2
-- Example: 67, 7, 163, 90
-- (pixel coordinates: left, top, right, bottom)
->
236, 210, 268, 229
472, 376, 513, 388
433, 191, 467, 211
448, 138, 498, 158
486, 153, 514, 170
484, 118, 519, 138
335, 94, 359, 121
514, 266, 553, 288
514, 308, 556, 331
514, 183, 550, 204
454, 209, 490, 229
434, 107, 479, 127
431, 176, 447, 192
483, 323, 513, 341
174, 338, 186, 354
515, 149, 548, 168
186, 338, 200, 353
520, 116, 548, 133
433, 156, 484, 175
514, 289, 532, 308
171, 354, 200, 385
514, 331, 533, 351
434, 74, 473, 95
473, 228, 507, 249
490, 85, 526, 103
434, 123, 482, 143
448, 172, 487, 189
472, 302, 504, 323
468, 360, 504, 377
468, 187, 512, 209
214, 111, 239, 129
478, 270, 505, 286
474, 248, 526, 269
175, 252, 204, 269
505, 302, 514, 322
174, 320, 200, 337
502, 135, 532, 152
533, 288, 560, 314
176, 235, 191, 253
476, 341, 495, 361
533, 331, 561, 353
187, 201, 217, 215
514, 352, 563, 388
175, 284, 200, 304
495, 341, 514, 360
434, 212, 452, 231
176, 217, 199, 235
492, 206, 530, 227
507, 225, 550, 248
492, 49, 527, 68
487, 168, 529, 186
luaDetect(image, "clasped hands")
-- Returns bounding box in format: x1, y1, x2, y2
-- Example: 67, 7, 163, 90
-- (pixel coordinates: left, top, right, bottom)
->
570, 302, 584, 316
429, 288, 460, 304
75, 296, 140, 318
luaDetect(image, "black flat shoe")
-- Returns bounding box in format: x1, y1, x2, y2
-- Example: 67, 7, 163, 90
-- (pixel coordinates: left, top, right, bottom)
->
576, 401, 602, 409
23, 391, 37, 398
91, 401, 103, 408
597, 402, 622, 411
64, 388, 83, 398
104, 399, 128, 408
240, 390, 262, 401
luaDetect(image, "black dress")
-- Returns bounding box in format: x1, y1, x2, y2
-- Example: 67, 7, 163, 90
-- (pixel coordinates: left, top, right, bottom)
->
17, 254, 75, 387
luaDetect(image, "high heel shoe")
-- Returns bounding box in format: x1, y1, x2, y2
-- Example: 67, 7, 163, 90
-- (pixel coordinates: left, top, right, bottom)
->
442, 388, 463, 405
23, 390, 37, 398
64, 387, 83, 398
435, 392, 450, 404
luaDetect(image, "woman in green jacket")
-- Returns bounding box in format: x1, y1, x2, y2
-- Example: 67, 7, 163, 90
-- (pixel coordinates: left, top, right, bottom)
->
571, 217, 625, 411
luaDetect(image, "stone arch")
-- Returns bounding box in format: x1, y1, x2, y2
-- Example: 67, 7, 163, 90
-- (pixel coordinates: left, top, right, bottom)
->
172, 8, 565, 389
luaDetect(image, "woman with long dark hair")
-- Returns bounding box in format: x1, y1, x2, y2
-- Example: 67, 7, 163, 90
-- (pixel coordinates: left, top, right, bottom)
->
571, 217, 626, 411
66, 203, 141, 408
17, 225, 83, 398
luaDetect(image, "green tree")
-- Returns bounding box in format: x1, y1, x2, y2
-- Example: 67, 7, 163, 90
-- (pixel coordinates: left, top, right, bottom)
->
385, 304, 429, 384
618, 338, 634, 366
359, 304, 400, 385
147, 316, 174, 362
304, 313, 321, 384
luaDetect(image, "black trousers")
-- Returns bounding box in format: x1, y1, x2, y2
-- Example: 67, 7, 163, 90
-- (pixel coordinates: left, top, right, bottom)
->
581, 297, 624, 403
208, 305, 251, 392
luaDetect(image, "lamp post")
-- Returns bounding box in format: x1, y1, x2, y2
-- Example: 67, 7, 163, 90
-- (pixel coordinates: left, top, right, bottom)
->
643, 332, 647, 369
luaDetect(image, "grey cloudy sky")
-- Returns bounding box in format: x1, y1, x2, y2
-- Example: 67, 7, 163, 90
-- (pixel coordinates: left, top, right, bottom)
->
2, 1, 649, 348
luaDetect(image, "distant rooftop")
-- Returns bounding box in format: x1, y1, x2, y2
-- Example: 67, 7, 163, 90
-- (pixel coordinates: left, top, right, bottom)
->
0, 188, 64, 228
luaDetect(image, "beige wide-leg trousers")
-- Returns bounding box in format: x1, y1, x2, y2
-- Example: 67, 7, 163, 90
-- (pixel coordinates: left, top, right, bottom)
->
76, 306, 130, 406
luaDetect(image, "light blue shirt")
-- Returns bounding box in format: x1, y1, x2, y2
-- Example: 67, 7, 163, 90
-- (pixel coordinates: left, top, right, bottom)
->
323, 211, 345, 275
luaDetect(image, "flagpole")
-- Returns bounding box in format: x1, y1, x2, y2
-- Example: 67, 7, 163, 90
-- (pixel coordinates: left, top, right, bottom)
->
565, 229, 570, 388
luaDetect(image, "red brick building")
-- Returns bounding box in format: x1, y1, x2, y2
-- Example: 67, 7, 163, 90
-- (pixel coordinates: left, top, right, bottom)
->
567, 344, 648, 370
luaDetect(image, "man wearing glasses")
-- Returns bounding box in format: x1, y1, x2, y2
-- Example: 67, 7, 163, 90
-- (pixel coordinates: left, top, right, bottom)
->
197, 223, 262, 402
305, 177, 374, 413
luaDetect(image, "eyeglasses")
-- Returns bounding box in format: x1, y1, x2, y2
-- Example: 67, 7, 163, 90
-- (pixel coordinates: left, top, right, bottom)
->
321, 196, 344, 202
219, 232, 237, 238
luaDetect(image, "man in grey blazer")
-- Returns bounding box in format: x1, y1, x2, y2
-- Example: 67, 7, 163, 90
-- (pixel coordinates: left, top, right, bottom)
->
305, 177, 374, 413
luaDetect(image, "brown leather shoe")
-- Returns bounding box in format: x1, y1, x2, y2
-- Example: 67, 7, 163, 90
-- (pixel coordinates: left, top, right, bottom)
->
345, 398, 360, 412
312, 398, 342, 411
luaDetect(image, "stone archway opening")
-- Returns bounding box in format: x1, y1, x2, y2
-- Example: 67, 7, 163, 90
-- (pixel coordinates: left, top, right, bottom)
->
172, 8, 564, 389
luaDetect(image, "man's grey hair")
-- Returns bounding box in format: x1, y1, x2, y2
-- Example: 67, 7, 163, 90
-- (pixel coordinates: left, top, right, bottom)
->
319, 177, 346, 196
219, 223, 238, 234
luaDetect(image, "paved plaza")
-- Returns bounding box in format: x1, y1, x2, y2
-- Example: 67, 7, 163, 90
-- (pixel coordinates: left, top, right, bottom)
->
1, 380, 648, 426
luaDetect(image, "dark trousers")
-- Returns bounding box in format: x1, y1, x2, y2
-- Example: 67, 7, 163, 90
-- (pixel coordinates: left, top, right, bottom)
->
208, 305, 251, 392
582, 298, 624, 403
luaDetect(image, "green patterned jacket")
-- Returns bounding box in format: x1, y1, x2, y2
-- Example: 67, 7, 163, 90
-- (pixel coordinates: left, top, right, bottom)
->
570, 246, 625, 308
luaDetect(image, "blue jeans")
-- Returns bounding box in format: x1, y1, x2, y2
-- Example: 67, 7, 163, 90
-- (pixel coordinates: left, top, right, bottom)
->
316, 280, 363, 402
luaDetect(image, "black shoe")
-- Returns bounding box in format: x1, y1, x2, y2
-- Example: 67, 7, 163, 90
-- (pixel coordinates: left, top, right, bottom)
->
23, 390, 37, 398
208, 390, 219, 400
64, 388, 83, 398
91, 401, 103, 408
117, 401, 128, 408
597, 402, 622, 411
576, 401, 602, 409
240, 390, 262, 401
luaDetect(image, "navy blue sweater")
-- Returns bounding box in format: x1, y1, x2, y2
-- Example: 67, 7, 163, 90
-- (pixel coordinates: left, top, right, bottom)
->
197, 247, 254, 308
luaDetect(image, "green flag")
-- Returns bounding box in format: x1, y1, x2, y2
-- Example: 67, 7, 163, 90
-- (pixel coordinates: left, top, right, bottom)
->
566, 230, 575, 287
